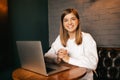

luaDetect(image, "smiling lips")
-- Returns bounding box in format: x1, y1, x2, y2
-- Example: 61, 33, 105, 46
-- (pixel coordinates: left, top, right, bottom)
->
67, 25, 74, 29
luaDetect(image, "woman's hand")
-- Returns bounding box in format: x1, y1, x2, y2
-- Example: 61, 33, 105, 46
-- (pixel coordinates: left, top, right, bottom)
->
57, 48, 70, 63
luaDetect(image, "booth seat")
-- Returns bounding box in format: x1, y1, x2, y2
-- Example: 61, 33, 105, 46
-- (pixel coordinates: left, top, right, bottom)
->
94, 47, 120, 80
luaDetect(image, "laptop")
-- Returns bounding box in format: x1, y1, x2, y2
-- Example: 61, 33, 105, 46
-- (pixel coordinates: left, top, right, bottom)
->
16, 41, 69, 76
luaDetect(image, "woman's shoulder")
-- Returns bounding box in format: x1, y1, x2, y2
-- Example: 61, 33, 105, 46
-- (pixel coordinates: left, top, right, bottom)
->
52, 35, 61, 43
51, 35, 60, 45
55, 35, 60, 40
82, 32, 96, 44
82, 32, 95, 41
82, 32, 92, 37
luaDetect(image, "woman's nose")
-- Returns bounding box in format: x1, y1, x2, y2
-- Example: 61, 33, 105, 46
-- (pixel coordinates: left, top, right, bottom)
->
68, 20, 72, 24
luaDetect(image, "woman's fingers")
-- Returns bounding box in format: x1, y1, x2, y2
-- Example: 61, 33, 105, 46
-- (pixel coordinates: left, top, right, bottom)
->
57, 49, 68, 58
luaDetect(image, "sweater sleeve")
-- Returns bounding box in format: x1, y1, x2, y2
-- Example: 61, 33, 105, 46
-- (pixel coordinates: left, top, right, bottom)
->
44, 35, 63, 63
68, 33, 98, 70
44, 47, 58, 63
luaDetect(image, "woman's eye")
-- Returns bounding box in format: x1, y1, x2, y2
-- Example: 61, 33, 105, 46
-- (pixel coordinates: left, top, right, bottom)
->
71, 18, 76, 20
63, 19, 68, 22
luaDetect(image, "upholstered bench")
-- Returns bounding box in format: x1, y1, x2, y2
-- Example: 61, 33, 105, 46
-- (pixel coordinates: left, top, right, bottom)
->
94, 47, 120, 80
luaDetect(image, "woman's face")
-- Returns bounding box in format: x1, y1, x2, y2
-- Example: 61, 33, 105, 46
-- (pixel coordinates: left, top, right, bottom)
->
63, 13, 79, 33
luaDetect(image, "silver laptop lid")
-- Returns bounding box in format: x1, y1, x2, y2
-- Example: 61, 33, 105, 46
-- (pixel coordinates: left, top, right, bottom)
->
16, 41, 47, 75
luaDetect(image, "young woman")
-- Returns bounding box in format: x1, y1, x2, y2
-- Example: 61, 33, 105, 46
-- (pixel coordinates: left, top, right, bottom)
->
45, 8, 98, 80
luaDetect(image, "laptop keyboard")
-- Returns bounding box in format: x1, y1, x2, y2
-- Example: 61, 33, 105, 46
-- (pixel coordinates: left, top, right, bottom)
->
46, 67, 56, 73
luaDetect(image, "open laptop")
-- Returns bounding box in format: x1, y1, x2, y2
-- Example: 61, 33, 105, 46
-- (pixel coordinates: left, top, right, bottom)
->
16, 41, 69, 76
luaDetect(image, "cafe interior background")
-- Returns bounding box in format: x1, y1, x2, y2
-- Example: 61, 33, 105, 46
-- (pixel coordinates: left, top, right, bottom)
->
0, 0, 120, 80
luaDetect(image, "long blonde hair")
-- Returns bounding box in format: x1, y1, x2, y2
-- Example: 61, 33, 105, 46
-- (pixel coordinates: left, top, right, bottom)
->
60, 8, 82, 47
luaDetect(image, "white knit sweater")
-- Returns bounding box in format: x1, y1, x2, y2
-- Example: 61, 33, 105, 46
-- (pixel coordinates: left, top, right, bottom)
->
45, 32, 98, 80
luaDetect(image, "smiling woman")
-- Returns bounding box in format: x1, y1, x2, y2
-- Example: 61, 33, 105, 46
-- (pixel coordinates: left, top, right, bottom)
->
45, 8, 98, 80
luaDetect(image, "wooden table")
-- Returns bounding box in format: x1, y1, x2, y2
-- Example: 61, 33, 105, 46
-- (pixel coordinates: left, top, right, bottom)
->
12, 63, 86, 80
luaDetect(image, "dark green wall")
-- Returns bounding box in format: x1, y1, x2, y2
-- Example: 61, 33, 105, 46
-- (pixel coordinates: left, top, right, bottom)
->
9, 0, 49, 66
1, 0, 48, 80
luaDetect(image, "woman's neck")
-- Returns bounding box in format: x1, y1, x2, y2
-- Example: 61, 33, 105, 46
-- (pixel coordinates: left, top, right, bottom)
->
68, 32, 75, 39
